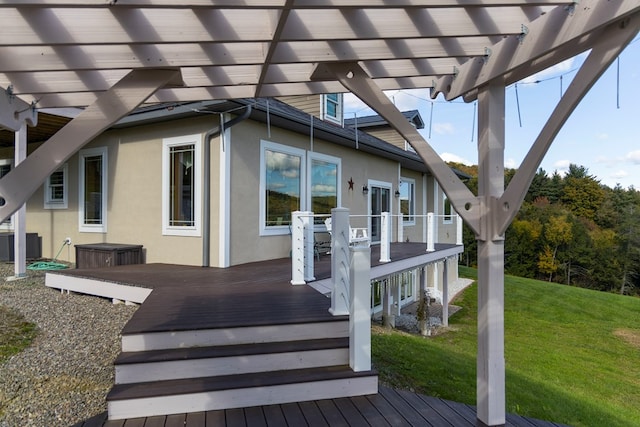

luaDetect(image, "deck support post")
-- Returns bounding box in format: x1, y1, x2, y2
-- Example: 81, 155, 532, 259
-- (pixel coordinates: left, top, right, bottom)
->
442, 258, 449, 327
382, 277, 394, 328
329, 208, 350, 315
349, 244, 371, 372
476, 82, 506, 427
379, 211, 391, 262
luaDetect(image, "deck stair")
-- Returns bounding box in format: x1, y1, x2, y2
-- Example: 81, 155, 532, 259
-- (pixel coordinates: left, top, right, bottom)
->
106, 304, 378, 420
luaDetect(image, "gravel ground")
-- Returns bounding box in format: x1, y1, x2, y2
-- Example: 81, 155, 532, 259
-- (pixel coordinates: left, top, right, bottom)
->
0, 263, 137, 427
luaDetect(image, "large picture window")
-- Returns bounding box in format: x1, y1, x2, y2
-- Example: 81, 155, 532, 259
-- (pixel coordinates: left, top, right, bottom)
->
79, 147, 107, 233
45, 164, 68, 209
163, 134, 202, 236
399, 178, 415, 224
309, 152, 340, 226
260, 141, 305, 235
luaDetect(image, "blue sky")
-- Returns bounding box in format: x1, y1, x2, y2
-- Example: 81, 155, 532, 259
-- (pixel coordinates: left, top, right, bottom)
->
344, 37, 640, 190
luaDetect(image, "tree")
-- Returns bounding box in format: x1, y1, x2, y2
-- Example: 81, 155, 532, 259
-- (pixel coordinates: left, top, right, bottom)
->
561, 164, 605, 221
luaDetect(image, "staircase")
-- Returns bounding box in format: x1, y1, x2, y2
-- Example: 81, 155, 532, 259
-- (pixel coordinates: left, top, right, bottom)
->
106, 312, 378, 420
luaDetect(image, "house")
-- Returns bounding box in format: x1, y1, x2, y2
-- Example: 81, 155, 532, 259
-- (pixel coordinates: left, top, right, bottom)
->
1, 95, 463, 309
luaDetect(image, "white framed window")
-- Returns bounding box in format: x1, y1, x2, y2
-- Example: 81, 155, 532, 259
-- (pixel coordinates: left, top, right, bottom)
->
44, 164, 68, 209
308, 152, 341, 227
443, 193, 453, 224
79, 147, 107, 233
162, 134, 202, 237
0, 159, 13, 231
399, 177, 415, 225
260, 140, 305, 236
321, 93, 343, 125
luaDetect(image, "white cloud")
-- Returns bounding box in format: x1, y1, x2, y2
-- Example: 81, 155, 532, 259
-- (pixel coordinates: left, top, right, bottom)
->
440, 152, 473, 165
504, 158, 518, 169
626, 150, 640, 164
553, 160, 572, 175
432, 122, 455, 135
611, 170, 628, 180
521, 54, 583, 84
596, 133, 609, 140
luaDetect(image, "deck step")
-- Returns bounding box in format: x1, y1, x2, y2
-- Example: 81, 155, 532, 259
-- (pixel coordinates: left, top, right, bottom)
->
107, 366, 378, 420
114, 338, 349, 384
120, 319, 349, 352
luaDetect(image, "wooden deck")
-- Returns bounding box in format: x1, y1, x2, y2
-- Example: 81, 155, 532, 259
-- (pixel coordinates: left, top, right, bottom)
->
56, 243, 565, 427
74, 386, 566, 427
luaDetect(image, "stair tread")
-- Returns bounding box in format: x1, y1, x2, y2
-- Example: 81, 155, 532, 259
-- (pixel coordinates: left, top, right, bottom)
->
107, 366, 377, 401
115, 337, 349, 365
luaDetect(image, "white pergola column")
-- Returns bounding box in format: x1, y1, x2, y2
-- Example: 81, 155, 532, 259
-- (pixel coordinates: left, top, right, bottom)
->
476, 83, 506, 427
12, 124, 27, 278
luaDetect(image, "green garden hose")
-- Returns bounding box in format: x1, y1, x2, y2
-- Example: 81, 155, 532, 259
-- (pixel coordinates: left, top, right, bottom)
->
27, 240, 70, 271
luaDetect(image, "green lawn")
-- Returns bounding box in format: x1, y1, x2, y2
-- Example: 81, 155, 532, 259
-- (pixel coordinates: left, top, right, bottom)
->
372, 266, 640, 427
0, 305, 38, 364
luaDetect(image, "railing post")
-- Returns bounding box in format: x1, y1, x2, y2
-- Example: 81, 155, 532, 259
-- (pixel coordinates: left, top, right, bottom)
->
427, 212, 435, 252
291, 211, 306, 285
456, 213, 463, 245
397, 213, 403, 243
303, 212, 315, 282
380, 211, 391, 262
330, 208, 350, 315
350, 244, 372, 372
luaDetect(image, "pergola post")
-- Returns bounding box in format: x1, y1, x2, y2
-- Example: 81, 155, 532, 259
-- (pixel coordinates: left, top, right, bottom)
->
476, 82, 506, 427
12, 123, 27, 279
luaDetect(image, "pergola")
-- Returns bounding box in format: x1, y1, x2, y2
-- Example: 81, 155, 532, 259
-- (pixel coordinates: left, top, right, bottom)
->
1, 1, 638, 425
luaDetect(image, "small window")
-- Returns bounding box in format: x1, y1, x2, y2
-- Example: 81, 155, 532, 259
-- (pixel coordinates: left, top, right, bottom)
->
162, 134, 202, 236
45, 164, 68, 209
260, 140, 305, 235
399, 178, 415, 225
79, 147, 108, 233
322, 93, 343, 125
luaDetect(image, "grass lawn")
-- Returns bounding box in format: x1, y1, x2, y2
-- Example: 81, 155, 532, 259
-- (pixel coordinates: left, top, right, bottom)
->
0, 305, 38, 364
372, 266, 640, 427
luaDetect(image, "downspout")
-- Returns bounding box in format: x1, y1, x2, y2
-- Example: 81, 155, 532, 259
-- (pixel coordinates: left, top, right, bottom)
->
202, 105, 252, 267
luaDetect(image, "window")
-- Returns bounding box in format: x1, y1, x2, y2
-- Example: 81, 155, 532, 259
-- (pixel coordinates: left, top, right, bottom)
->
79, 147, 107, 233
45, 164, 68, 209
309, 152, 341, 226
399, 178, 415, 224
260, 141, 305, 235
0, 160, 12, 230
163, 134, 202, 236
443, 193, 453, 224
322, 93, 343, 125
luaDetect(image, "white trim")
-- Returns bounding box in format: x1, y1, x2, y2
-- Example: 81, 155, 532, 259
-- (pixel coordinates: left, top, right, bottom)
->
308, 151, 341, 230
422, 173, 428, 243
78, 146, 108, 233
162, 134, 202, 237
44, 163, 68, 209
259, 140, 306, 236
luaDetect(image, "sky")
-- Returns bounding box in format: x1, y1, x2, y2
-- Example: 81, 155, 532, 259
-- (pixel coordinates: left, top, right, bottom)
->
344, 37, 640, 190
